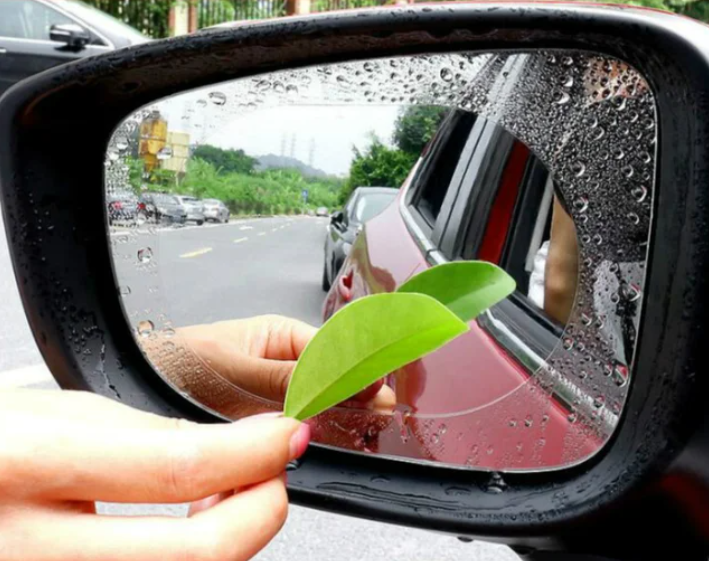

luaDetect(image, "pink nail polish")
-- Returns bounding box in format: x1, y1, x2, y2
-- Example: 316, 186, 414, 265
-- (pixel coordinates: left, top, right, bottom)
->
289, 423, 311, 460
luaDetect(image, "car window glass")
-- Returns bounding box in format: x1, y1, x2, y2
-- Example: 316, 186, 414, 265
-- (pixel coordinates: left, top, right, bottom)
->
0, 0, 74, 41
354, 193, 396, 222
409, 111, 477, 228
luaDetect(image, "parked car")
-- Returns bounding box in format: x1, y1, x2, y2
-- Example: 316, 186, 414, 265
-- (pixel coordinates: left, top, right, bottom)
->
315, 206, 329, 217
148, 193, 187, 225
202, 198, 230, 223
322, 187, 397, 291
175, 195, 205, 225
0, 0, 149, 97
106, 189, 137, 226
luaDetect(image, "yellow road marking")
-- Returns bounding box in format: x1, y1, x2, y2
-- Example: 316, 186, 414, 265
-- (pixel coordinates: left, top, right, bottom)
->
234, 237, 248, 244
180, 247, 213, 258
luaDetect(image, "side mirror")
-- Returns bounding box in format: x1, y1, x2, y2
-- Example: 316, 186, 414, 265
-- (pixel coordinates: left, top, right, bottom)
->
49, 23, 90, 50
4, 5, 709, 559
330, 211, 345, 226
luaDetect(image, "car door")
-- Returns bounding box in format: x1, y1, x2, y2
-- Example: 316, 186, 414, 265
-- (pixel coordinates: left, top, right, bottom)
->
0, 0, 110, 97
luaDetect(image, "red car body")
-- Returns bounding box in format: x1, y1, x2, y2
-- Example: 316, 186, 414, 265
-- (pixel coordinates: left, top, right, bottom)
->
321, 145, 600, 471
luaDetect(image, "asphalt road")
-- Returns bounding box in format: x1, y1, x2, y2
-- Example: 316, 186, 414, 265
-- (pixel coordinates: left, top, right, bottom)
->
112, 215, 328, 329
0, 209, 518, 561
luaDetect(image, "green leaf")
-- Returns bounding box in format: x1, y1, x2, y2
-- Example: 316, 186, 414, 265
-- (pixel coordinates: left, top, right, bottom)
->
396, 261, 516, 322
283, 293, 469, 420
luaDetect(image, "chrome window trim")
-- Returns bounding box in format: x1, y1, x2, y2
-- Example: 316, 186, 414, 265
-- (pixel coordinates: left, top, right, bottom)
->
400, 181, 617, 437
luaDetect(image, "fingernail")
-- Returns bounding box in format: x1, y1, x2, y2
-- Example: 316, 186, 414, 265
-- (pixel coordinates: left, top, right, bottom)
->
289, 423, 311, 460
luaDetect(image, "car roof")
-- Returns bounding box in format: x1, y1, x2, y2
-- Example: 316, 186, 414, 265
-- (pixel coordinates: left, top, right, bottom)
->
353, 187, 399, 196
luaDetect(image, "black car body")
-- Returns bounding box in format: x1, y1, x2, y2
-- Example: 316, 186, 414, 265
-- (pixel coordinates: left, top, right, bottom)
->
322, 186, 397, 290
0, 0, 148, 97
147, 193, 187, 225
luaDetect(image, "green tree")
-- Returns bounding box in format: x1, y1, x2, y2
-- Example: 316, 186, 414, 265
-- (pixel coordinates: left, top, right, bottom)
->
192, 145, 256, 175
393, 106, 447, 156
341, 137, 416, 203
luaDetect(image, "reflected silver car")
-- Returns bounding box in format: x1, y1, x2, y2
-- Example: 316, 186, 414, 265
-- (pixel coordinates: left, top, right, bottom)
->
202, 199, 230, 223
175, 195, 205, 225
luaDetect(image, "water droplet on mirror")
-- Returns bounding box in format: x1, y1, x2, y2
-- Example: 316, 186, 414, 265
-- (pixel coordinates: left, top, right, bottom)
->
571, 161, 586, 177
622, 165, 635, 178
272, 82, 285, 94
562, 55, 574, 66
485, 472, 507, 494
553, 91, 571, 105
209, 91, 227, 106
624, 283, 642, 302
612, 364, 629, 387
561, 75, 574, 88
157, 147, 173, 160
137, 247, 153, 263
440, 68, 453, 82
118, 285, 131, 296
137, 320, 154, 338
107, 150, 120, 162
524, 416, 533, 428
627, 212, 640, 225
593, 395, 605, 409
581, 313, 592, 326
573, 196, 588, 212
568, 413, 578, 424
286, 84, 298, 95
196, 99, 207, 108
562, 337, 573, 350
631, 186, 648, 203
593, 234, 603, 246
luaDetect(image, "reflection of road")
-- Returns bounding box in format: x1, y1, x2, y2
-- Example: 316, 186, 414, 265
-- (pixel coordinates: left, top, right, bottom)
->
0, 210, 517, 561
114, 216, 327, 328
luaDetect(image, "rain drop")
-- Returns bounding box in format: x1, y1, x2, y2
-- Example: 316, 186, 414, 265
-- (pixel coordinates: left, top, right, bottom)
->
571, 161, 586, 177
440, 68, 453, 82
157, 147, 173, 160
554, 91, 571, 105
137, 247, 153, 263
631, 186, 648, 203
209, 92, 227, 106
573, 196, 589, 212
137, 320, 154, 338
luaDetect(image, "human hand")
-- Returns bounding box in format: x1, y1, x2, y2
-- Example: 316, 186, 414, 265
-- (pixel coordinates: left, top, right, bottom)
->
0, 389, 310, 561
166, 315, 396, 412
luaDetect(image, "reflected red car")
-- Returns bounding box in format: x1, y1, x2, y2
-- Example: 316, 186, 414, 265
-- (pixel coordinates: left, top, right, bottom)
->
322, 109, 603, 470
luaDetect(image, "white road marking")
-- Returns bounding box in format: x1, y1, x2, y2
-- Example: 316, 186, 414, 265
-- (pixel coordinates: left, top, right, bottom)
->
239, 226, 253, 231
258, 232, 266, 236
180, 247, 213, 258
0, 363, 53, 390
234, 237, 248, 244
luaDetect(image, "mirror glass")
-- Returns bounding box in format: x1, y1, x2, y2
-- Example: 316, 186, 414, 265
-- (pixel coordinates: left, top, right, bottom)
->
105, 51, 656, 472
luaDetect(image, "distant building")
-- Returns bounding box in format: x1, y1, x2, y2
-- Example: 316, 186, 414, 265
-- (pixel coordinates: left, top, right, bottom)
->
138, 112, 190, 180
161, 131, 191, 175
138, 112, 167, 173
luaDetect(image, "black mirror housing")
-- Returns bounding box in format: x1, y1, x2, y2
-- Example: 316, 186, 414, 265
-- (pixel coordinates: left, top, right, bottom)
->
3, 5, 709, 559
49, 23, 90, 50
